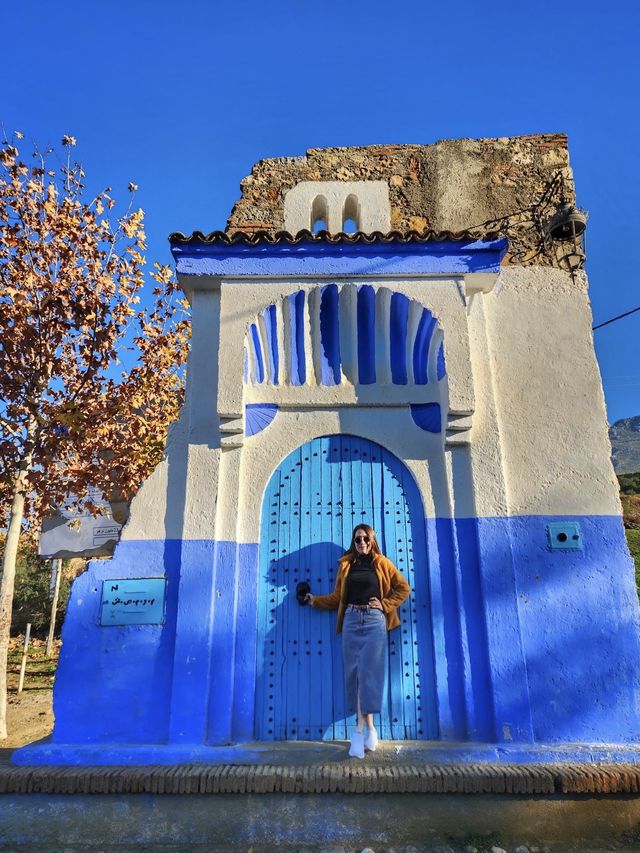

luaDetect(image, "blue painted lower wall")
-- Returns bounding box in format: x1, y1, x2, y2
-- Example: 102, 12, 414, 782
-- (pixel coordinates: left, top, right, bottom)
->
51, 540, 181, 745
50, 539, 258, 747
509, 515, 640, 743
427, 515, 640, 746
15, 514, 640, 765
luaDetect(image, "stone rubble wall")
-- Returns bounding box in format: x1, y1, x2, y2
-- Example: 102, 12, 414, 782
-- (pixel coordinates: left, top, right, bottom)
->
227, 134, 574, 265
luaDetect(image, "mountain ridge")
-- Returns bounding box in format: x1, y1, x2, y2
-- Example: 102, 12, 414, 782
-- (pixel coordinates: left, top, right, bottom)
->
610, 416, 640, 474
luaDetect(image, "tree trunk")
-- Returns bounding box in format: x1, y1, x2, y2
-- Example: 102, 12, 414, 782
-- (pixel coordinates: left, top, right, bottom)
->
46, 559, 62, 657
0, 447, 33, 739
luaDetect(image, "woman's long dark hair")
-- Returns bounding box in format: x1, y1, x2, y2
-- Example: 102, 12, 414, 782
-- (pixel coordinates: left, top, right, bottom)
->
342, 523, 382, 562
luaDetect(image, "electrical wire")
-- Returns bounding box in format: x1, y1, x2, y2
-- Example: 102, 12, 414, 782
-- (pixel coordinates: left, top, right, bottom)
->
593, 306, 640, 331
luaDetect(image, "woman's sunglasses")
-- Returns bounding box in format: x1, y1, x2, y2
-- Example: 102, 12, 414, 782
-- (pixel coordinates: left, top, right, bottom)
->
354, 536, 370, 543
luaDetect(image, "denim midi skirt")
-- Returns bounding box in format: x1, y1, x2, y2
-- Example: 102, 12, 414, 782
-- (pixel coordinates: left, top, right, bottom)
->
341, 606, 387, 715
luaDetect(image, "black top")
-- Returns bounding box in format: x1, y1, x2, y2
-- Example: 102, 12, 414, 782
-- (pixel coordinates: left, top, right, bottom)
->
346, 555, 381, 605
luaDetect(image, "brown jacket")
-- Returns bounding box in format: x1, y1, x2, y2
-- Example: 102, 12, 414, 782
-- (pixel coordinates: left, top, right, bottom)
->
311, 553, 411, 634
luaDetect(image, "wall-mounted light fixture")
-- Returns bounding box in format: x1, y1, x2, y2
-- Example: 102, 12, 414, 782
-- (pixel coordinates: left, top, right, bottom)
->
545, 202, 588, 272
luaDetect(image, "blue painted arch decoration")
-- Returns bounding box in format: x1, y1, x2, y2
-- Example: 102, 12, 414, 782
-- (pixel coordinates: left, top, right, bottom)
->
255, 434, 438, 741
410, 403, 442, 433
245, 403, 279, 437
245, 285, 445, 388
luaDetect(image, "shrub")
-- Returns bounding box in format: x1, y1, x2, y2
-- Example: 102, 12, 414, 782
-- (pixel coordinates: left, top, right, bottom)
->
10, 545, 78, 637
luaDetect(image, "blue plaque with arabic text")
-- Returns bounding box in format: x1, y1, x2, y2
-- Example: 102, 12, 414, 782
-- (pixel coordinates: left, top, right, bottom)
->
100, 578, 166, 626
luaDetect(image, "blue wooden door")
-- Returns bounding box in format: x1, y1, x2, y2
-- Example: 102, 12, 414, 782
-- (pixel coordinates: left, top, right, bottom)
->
255, 434, 437, 741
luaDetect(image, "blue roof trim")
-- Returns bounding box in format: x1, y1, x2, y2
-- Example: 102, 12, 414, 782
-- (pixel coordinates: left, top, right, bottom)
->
172, 237, 508, 279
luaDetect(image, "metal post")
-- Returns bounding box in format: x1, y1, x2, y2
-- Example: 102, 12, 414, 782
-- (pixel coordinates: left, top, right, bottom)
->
17, 623, 31, 694
45, 559, 62, 658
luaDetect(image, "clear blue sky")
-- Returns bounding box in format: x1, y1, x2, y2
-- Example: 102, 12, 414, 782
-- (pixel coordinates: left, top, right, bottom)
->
4, 0, 639, 423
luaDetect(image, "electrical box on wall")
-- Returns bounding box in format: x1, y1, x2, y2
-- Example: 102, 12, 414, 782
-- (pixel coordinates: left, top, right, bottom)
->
547, 521, 583, 551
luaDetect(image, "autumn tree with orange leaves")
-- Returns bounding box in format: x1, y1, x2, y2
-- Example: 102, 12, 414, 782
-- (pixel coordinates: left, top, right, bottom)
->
0, 133, 189, 738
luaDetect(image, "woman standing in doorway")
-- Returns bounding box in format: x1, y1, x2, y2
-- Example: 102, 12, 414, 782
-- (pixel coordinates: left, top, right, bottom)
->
305, 524, 411, 758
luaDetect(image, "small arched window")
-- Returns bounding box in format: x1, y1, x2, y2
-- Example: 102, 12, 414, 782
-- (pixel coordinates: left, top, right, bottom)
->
342, 194, 360, 234
311, 195, 328, 234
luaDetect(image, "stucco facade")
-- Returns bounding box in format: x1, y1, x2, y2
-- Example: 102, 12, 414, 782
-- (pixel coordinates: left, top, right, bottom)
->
16, 136, 640, 765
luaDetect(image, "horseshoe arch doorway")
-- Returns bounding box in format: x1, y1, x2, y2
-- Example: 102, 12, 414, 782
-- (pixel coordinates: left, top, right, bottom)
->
255, 434, 438, 741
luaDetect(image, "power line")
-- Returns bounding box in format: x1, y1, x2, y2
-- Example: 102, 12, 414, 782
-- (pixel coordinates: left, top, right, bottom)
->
593, 305, 640, 331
